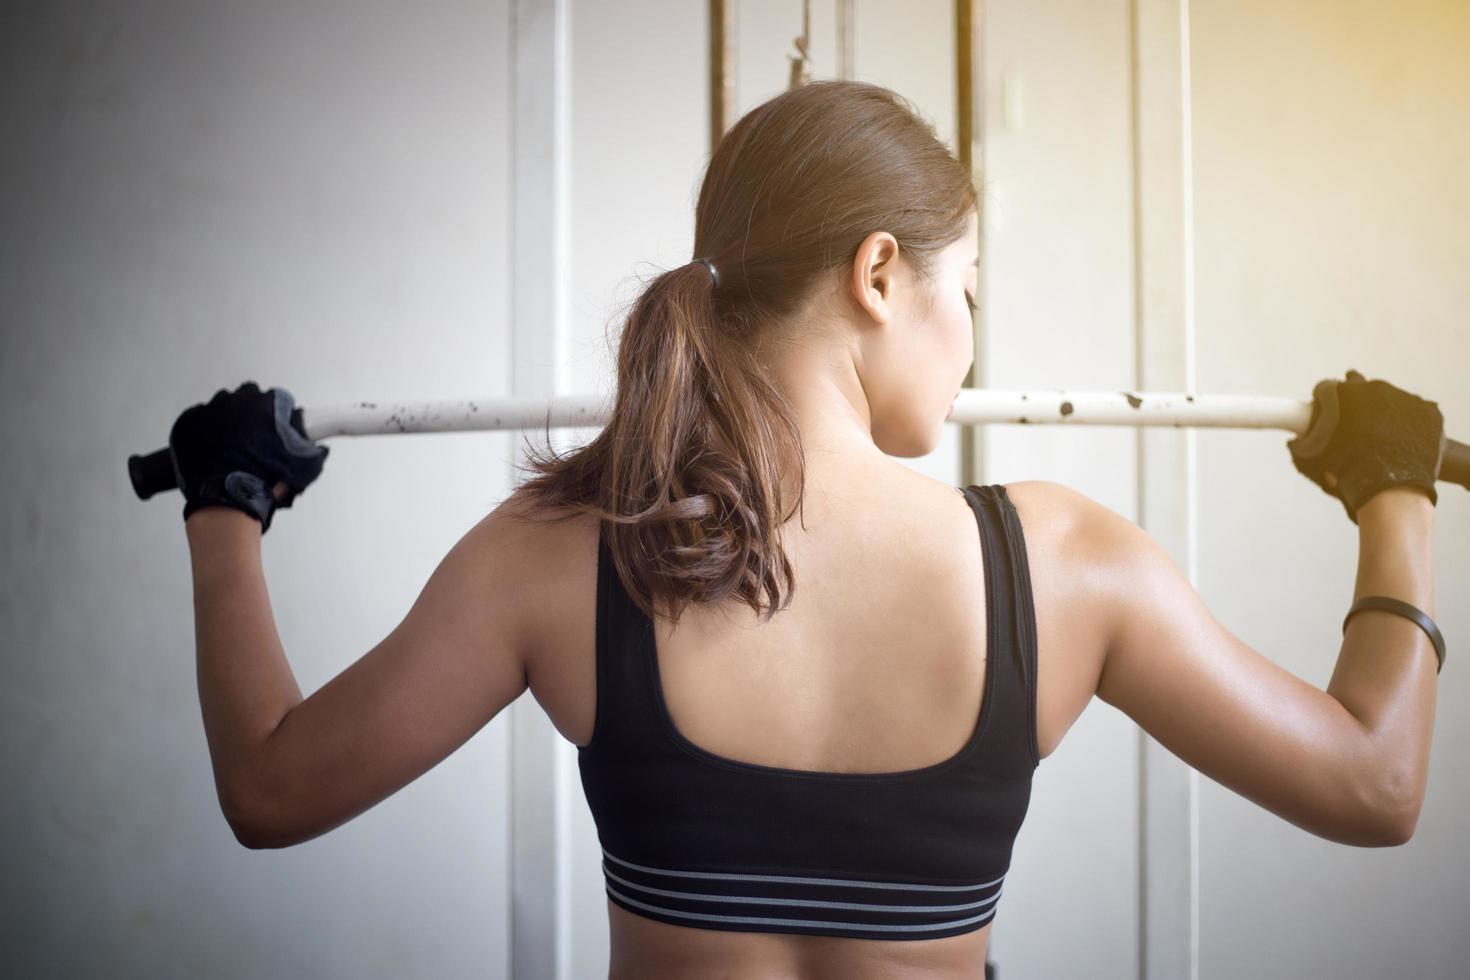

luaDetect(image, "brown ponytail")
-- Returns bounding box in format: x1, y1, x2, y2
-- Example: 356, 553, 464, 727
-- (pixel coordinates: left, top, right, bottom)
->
512, 80, 977, 626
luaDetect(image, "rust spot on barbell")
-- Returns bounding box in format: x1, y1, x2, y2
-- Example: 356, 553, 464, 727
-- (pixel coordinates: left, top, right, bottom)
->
1019, 416, 1030, 424
1121, 391, 1143, 408
1060, 401, 1074, 416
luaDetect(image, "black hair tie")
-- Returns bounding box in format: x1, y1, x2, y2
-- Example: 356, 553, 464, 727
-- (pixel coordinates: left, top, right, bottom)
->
695, 257, 719, 288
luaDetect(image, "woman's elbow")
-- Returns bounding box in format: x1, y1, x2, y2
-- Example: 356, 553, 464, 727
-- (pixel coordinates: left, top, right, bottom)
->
219, 779, 296, 849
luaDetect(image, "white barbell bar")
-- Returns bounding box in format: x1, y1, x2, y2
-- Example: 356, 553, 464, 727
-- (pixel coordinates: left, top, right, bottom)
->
297, 388, 1314, 439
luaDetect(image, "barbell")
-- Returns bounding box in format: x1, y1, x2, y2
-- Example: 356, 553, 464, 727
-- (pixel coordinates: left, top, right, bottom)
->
127, 387, 1470, 500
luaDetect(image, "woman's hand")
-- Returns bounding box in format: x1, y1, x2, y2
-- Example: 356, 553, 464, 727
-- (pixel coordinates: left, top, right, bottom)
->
168, 381, 330, 534
1286, 369, 1444, 525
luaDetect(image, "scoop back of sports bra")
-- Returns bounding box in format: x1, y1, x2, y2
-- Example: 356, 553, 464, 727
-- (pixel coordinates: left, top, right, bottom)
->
576, 483, 1040, 941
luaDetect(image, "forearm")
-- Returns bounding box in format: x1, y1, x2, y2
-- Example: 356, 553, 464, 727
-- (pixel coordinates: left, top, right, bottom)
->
185, 507, 304, 812
1326, 487, 1438, 826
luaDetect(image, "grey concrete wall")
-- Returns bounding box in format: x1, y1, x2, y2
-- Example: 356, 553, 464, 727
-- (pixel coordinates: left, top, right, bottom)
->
2, 2, 516, 977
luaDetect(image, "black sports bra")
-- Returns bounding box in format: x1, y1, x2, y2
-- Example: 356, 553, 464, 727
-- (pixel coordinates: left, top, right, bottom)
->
576, 483, 1040, 941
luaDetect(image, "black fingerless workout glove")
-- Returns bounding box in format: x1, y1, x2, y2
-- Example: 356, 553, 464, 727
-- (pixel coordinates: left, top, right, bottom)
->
168, 381, 330, 534
1287, 369, 1445, 525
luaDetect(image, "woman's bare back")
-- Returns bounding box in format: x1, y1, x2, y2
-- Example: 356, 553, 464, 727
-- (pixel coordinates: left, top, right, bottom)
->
522, 463, 1108, 979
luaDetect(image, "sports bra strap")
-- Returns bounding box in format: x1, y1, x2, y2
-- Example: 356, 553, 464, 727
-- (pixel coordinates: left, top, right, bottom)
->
961, 484, 1041, 769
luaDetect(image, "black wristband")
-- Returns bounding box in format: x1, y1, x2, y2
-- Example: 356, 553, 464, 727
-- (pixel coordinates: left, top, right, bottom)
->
1342, 596, 1445, 675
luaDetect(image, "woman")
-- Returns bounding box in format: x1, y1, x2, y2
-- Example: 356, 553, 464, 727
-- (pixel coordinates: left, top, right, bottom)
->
175, 80, 1444, 979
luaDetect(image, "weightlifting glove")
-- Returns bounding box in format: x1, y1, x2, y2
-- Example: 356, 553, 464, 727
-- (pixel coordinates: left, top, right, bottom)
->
168, 381, 329, 534
1287, 369, 1444, 525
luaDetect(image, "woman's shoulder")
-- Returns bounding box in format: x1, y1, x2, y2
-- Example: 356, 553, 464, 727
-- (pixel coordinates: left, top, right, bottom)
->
887, 471, 1092, 552
493, 484, 602, 567
994, 478, 1093, 542
487, 486, 603, 672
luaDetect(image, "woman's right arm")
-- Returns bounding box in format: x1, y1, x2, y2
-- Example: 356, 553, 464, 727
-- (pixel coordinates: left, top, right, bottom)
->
1073, 482, 1437, 847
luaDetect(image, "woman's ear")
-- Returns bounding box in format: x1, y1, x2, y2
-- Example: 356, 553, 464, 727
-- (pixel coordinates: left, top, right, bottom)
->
850, 230, 900, 325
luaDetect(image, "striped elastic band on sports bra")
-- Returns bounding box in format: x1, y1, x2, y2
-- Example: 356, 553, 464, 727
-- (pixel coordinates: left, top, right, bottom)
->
601, 847, 1006, 892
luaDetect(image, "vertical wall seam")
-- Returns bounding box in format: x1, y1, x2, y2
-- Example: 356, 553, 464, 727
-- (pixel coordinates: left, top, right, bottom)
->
1178, 1, 1200, 976
1131, 1, 1199, 977
1126, 1, 1147, 974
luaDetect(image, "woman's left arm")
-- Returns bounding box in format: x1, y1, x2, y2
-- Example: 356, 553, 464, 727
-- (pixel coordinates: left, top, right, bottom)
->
186, 492, 538, 849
